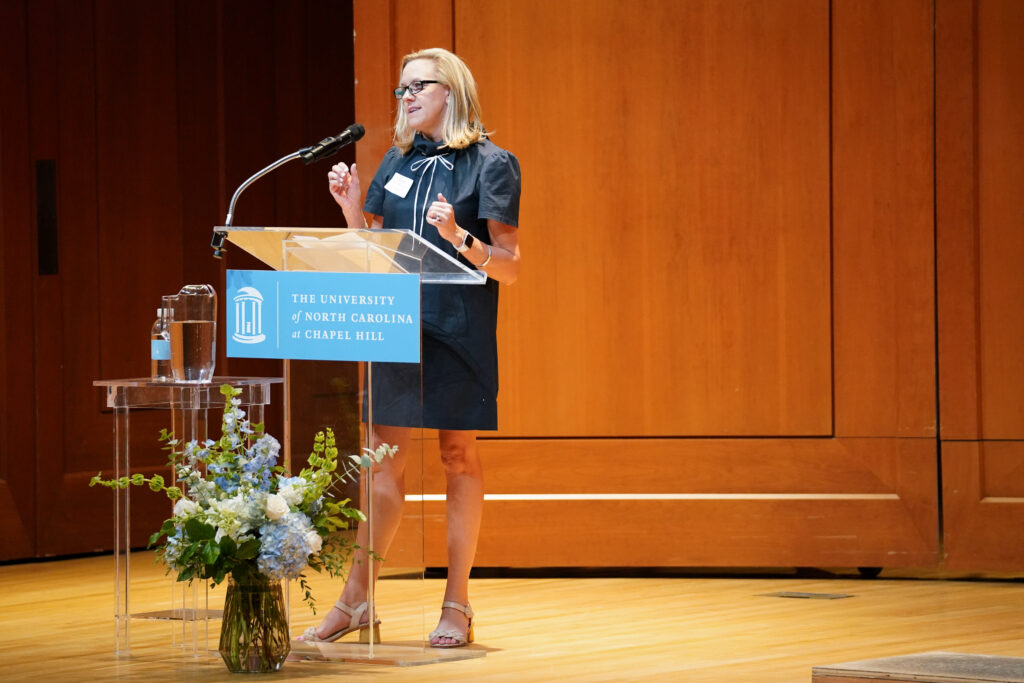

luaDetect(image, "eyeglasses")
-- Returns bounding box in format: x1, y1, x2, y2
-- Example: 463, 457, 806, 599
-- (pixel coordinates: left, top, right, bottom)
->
393, 80, 440, 99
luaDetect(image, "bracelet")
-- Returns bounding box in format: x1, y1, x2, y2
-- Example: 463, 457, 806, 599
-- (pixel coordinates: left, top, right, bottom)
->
479, 244, 493, 267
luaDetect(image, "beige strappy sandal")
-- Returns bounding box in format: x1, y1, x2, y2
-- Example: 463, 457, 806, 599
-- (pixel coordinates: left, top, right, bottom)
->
428, 600, 474, 648
298, 599, 381, 643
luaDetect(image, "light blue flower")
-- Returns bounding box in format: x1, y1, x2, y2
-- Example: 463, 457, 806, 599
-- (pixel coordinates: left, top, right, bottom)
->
256, 511, 316, 580
163, 528, 185, 567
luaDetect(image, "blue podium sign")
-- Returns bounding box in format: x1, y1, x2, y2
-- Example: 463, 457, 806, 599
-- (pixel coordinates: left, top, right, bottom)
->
226, 270, 420, 363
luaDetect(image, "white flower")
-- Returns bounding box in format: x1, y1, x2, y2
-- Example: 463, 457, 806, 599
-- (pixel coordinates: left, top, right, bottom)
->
279, 483, 302, 506
305, 530, 323, 554
208, 494, 258, 542
265, 493, 289, 521
173, 498, 199, 517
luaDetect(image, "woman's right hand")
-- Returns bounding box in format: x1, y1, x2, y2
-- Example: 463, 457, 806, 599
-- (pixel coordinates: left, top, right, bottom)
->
327, 162, 362, 214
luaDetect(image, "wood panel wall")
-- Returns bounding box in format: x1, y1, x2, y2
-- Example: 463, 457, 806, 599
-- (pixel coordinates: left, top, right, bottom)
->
937, 0, 1024, 571
465, 0, 834, 438
832, 0, 937, 439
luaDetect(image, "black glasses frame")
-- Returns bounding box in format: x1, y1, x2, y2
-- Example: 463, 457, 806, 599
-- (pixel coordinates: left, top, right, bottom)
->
393, 80, 440, 99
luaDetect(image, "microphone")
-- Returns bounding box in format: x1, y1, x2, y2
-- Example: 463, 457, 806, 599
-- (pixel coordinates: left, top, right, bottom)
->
211, 123, 365, 257
298, 123, 365, 164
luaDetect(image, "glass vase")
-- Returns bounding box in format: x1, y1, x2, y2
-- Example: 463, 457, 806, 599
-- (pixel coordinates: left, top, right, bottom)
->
218, 574, 290, 673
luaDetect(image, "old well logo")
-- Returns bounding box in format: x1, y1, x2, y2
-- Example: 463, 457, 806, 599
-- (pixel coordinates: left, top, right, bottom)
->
232, 286, 266, 344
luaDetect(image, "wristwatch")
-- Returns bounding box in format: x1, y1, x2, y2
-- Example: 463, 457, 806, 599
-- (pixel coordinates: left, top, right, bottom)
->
456, 231, 475, 253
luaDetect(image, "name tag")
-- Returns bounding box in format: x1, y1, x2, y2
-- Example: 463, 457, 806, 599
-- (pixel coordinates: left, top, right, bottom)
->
385, 173, 413, 198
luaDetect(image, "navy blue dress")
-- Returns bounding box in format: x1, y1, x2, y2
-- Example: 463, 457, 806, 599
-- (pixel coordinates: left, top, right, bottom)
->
362, 134, 521, 430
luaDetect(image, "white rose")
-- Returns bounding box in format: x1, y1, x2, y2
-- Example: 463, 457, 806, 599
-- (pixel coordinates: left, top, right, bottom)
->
265, 494, 289, 521
173, 498, 199, 517
305, 530, 323, 554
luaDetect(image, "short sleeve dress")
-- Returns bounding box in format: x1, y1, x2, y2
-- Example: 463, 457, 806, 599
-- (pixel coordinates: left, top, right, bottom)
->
362, 133, 521, 431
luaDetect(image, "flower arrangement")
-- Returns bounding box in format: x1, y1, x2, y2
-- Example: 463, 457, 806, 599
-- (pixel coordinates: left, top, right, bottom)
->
91, 384, 395, 605
90, 384, 395, 672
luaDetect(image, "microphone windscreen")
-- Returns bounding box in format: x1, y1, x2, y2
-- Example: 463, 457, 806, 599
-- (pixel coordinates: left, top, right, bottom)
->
346, 123, 365, 141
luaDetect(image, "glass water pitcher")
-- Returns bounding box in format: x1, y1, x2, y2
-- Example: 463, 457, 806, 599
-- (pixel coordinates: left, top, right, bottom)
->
163, 284, 217, 383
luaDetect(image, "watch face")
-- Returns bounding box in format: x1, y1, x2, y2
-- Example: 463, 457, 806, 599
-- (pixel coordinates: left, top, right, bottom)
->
464, 233, 476, 250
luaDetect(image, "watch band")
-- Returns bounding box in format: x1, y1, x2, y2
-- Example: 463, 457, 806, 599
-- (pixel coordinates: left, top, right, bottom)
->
456, 231, 475, 253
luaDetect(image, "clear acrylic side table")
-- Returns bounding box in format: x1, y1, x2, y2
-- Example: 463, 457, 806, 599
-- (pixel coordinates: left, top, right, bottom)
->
93, 377, 282, 656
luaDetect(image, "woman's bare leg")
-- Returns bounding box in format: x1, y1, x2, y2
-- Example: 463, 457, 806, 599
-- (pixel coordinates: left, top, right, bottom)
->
431, 429, 483, 645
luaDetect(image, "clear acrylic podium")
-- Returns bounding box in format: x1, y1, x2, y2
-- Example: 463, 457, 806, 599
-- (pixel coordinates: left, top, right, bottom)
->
219, 226, 487, 666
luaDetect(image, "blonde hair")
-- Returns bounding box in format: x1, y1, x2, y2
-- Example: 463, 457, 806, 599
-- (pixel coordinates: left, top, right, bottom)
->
394, 48, 487, 154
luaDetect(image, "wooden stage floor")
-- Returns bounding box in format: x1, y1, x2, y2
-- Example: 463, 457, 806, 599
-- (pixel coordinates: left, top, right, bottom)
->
1, 551, 1020, 682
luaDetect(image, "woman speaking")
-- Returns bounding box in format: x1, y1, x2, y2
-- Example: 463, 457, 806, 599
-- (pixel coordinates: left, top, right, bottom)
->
299, 47, 521, 648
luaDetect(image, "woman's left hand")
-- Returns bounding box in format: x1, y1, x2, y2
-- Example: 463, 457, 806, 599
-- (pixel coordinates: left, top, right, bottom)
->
426, 193, 459, 243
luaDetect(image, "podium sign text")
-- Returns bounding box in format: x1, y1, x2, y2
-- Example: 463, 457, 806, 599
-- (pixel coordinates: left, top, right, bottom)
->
226, 270, 420, 363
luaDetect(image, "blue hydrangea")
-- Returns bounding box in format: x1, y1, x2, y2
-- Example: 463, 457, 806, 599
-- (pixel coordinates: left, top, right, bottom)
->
256, 511, 316, 580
